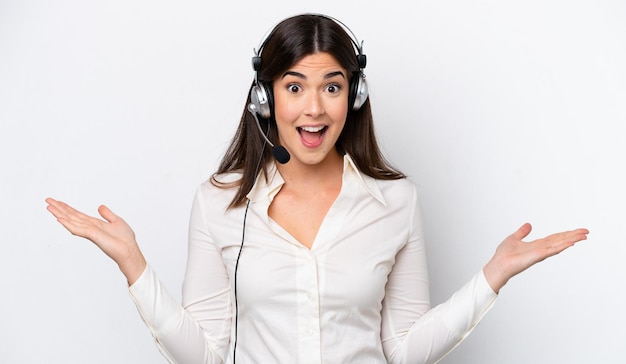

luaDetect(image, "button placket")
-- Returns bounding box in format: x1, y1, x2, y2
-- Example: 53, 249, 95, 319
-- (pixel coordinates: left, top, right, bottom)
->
296, 249, 322, 364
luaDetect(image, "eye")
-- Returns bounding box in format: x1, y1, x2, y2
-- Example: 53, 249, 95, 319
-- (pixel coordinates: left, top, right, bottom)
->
287, 83, 302, 93
325, 83, 342, 94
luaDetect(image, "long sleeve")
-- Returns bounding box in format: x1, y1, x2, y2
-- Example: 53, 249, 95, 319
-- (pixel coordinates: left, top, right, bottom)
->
127, 186, 232, 364
381, 185, 498, 364
126, 161, 497, 363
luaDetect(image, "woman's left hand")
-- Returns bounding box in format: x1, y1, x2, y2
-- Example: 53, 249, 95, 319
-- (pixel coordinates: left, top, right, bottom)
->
482, 223, 589, 293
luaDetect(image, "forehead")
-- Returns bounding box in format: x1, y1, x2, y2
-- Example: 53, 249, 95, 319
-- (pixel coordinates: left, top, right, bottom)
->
286, 52, 346, 74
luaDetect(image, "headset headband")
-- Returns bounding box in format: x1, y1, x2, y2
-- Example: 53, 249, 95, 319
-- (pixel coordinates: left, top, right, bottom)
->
252, 13, 367, 73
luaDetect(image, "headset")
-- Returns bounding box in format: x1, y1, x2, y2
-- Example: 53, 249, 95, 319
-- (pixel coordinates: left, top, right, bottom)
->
248, 13, 369, 121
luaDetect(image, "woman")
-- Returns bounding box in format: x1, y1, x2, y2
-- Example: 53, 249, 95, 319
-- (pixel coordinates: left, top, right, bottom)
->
46, 14, 589, 364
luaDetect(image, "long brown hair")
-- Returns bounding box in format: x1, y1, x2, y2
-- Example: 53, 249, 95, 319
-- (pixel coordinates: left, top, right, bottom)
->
212, 14, 405, 208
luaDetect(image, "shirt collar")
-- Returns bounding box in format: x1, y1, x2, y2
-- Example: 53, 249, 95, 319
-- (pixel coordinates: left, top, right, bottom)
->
247, 154, 386, 206
247, 161, 283, 203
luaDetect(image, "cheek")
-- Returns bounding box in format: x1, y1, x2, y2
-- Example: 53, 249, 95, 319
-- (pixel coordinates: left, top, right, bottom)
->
328, 99, 349, 125
273, 91, 299, 123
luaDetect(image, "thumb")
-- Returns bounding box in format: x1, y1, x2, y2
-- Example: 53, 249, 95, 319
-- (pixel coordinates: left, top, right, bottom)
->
98, 205, 119, 223
512, 222, 533, 241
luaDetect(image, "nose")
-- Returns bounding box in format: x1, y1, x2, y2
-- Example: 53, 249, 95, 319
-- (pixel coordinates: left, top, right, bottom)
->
303, 91, 325, 118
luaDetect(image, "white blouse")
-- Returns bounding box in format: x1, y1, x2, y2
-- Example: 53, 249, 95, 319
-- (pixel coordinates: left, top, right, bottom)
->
129, 155, 497, 364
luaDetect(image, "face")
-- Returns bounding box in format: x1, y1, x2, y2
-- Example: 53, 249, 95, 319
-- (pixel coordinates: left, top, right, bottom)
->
272, 52, 349, 168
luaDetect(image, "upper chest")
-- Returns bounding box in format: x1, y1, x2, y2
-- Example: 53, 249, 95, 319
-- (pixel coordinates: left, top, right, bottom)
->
267, 183, 341, 249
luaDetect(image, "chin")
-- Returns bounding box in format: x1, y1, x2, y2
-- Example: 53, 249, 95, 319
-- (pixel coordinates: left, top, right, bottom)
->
298, 150, 341, 166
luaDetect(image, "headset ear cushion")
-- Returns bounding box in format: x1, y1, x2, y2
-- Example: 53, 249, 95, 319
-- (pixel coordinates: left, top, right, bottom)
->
349, 72, 369, 111
250, 82, 273, 119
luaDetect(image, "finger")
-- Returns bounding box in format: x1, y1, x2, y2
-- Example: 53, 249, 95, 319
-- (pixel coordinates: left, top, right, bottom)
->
46, 197, 72, 210
98, 205, 119, 223
46, 198, 73, 220
542, 228, 589, 245
511, 222, 533, 241
563, 228, 589, 243
46, 198, 82, 218
45, 197, 66, 216
46, 198, 102, 237
572, 228, 590, 239
47, 200, 92, 226
533, 228, 589, 258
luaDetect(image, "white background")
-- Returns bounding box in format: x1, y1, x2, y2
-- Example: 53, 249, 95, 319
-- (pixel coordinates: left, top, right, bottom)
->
1, 0, 624, 363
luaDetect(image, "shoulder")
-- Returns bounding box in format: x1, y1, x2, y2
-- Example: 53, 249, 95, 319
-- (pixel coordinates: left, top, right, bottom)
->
195, 172, 242, 210
375, 176, 415, 191
375, 177, 418, 203
208, 170, 243, 186
367, 177, 420, 221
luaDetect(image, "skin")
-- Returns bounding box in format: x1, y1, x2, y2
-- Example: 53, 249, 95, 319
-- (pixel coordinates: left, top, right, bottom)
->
45, 52, 589, 293
268, 52, 349, 249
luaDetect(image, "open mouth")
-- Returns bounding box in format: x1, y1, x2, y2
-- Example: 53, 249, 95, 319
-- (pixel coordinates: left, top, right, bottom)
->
297, 125, 328, 147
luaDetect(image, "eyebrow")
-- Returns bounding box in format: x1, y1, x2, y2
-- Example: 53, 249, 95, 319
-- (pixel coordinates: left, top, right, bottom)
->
281, 70, 346, 80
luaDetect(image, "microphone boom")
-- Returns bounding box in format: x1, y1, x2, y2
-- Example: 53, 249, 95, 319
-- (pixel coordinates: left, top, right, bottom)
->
248, 103, 290, 164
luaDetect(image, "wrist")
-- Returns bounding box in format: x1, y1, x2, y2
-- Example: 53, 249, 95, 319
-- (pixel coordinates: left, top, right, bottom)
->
118, 251, 147, 286
483, 258, 508, 294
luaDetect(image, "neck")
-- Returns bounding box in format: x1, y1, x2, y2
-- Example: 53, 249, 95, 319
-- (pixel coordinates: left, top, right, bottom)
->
276, 149, 344, 189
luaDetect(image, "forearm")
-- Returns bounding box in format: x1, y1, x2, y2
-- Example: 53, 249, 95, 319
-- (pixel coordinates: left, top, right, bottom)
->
129, 265, 227, 364
385, 271, 498, 364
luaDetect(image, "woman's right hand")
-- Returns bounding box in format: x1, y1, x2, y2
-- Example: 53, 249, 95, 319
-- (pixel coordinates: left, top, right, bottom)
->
45, 198, 147, 285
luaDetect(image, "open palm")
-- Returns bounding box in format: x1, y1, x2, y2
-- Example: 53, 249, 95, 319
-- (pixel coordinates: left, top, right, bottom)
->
46, 198, 146, 284
484, 223, 589, 292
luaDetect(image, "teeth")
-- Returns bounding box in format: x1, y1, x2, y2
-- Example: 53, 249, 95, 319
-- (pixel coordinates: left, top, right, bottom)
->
300, 125, 325, 133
